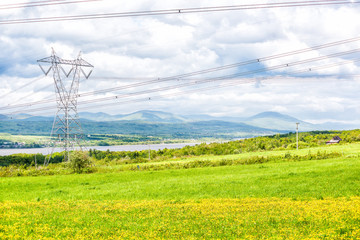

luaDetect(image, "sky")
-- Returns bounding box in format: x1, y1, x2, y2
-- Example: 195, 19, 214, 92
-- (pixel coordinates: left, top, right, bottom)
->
0, 0, 360, 124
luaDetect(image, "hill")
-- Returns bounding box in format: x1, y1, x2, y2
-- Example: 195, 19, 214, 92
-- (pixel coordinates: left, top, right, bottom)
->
80, 120, 280, 138
82, 110, 320, 131
79, 110, 187, 123
244, 111, 319, 131
2, 110, 354, 137
120, 110, 187, 123
0, 114, 8, 120
21, 116, 53, 122
0, 118, 282, 138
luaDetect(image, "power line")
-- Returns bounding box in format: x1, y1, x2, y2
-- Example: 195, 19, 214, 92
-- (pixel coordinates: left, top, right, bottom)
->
73, 52, 360, 106
5, 55, 360, 114
213, 48, 360, 80
76, 74, 360, 113
0, 0, 66, 7
5, 72, 360, 117
0, 0, 358, 25
0, 76, 45, 99
0, 0, 101, 11
3, 35, 359, 111
76, 36, 360, 96
2, 47, 360, 111
12, 75, 360, 117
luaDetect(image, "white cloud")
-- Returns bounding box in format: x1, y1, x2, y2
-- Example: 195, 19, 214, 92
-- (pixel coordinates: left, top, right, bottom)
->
0, 0, 360, 123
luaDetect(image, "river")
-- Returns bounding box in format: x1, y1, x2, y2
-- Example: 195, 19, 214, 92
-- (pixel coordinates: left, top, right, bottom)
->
0, 142, 199, 156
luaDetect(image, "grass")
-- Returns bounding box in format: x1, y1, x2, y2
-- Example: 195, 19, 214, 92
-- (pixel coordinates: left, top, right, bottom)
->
1, 149, 360, 201
0, 133, 49, 144
0, 142, 347, 177
97, 141, 359, 168
1, 143, 360, 239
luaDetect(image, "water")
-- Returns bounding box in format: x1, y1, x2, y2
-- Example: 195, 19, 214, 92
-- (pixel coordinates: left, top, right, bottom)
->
0, 142, 199, 156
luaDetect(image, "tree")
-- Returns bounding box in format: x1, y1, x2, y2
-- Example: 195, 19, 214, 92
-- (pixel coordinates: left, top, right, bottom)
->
69, 151, 92, 173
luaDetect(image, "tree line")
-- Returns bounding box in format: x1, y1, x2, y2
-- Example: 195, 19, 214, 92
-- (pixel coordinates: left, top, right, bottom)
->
1, 129, 359, 167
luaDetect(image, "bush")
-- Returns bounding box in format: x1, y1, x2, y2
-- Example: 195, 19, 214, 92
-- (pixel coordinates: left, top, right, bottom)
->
68, 151, 92, 173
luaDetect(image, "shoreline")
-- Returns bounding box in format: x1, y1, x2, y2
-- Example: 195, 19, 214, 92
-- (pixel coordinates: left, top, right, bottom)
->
0, 142, 200, 156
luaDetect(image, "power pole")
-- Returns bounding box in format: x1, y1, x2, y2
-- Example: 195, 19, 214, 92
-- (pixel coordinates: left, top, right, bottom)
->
296, 122, 300, 150
38, 49, 93, 165
147, 136, 152, 161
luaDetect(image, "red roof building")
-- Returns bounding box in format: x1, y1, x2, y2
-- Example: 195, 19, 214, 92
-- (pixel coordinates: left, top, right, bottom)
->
326, 136, 342, 145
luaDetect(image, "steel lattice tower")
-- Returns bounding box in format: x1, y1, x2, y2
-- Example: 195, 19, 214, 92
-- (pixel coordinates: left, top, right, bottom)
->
38, 49, 93, 164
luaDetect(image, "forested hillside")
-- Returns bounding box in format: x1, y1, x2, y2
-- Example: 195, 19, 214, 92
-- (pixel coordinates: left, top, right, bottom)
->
0, 120, 281, 138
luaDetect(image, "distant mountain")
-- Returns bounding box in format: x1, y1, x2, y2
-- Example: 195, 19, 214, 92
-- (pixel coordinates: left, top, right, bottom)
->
0, 110, 187, 123
11, 113, 33, 120
1, 110, 355, 132
183, 112, 324, 131
183, 114, 245, 123
182, 114, 218, 121
21, 116, 53, 122
0, 118, 282, 138
319, 121, 360, 130
80, 110, 186, 123
0, 113, 34, 121
124, 110, 187, 123
79, 119, 284, 137
0, 114, 8, 120
79, 112, 120, 121
247, 112, 299, 122
243, 111, 320, 131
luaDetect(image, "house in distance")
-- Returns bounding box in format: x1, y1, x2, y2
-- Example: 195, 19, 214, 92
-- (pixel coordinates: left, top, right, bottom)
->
326, 136, 342, 145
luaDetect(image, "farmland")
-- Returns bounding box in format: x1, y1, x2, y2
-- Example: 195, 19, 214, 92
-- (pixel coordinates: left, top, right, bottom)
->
1, 133, 360, 239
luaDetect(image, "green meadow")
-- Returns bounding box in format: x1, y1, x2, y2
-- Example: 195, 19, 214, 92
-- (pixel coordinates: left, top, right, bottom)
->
1, 149, 360, 201
1, 137, 360, 239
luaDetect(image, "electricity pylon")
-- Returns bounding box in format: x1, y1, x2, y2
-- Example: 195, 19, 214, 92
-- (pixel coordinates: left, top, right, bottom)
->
38, 49, 93, 165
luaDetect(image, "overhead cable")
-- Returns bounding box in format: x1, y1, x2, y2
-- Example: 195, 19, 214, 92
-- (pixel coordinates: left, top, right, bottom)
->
0, 0, 101, 11
0, 76, 45, 99
70, 73, 360, 112
4, 34, 359, 110
1, 47, 359, 110
85, 35, 360, 97
0, 0, 358, 24
5, 55, 360, 114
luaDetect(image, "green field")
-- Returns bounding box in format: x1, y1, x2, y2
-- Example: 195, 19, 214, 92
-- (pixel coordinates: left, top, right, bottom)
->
1, 142, 360, 239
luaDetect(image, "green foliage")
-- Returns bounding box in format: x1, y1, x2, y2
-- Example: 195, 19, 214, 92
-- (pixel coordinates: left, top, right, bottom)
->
0, 163, 71, 177
1, 153, 359, 200
0, 152, 63, 167
0, 153, 45, 167
0, 119, 278, 138
97, 140, 110, 146
87, 129, 360, 163
68, 151, 92, 173
123, 151, 342, 172
2, 129, 360, 169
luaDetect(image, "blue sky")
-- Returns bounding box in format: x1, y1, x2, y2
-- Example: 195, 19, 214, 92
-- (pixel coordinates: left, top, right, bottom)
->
0, 0, 360, 124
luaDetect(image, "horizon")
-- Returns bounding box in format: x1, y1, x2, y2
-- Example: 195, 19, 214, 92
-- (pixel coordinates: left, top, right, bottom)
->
2, 109, 359, 127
